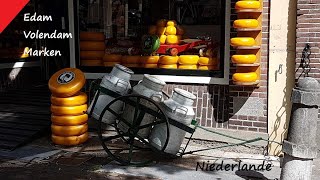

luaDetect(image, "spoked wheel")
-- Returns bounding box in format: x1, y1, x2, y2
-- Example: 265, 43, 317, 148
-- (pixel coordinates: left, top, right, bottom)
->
98, 94, 170, 166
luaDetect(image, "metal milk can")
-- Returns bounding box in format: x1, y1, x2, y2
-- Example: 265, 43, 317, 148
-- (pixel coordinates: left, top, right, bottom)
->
119, 74, 166, 138
149, 88, 196, 155
88, 64, 134, 124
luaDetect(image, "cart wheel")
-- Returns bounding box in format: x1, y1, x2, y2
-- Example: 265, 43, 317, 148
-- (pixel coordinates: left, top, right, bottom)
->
98, 94, 170, 166
168, 48, 179, 56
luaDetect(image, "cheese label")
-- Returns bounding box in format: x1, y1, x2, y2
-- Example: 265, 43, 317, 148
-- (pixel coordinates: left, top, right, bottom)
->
57, 72, 75, 84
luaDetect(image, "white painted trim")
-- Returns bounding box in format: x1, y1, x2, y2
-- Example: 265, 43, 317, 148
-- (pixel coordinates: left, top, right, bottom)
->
0, 61, 40, 69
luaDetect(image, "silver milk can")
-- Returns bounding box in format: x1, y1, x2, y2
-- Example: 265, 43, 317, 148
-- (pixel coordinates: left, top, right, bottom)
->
149, 88, 196, 155
119, 74, 166, 138
88, 64, 134, 124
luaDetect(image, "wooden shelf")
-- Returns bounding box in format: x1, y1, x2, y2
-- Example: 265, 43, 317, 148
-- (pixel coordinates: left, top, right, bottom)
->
233, 46, 261, 50
233, 63, 260, 67
233, 80, 260, 86
236, 9, 263, 13
235, 28, 262, 32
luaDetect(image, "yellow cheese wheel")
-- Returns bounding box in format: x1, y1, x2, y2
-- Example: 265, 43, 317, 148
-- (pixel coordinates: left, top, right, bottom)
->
80, 41, 106, 51
51, 124, 88, 136
198, 65, 218, 70
103, 62, 119, 67
166, 35, 179, 45
80, 51, 105, 60
198, 57, 218, 65
230, 37, 255, 46
159, 64, 178, 69
167, 20, 177, 26
178, 65, 197, 70
48, 68, 86, 97
232, 72, 258, 82
157, 19, 167, 27
51, 114, 88, 126
231, 54, 257, 64
140, 56, 160, 64
81, 60, 102, 66
148, 25, 157, 35
157, 27, 167, 35
235, 1, 261, 9
159, 55, 179, 65
103, 54, 122, 62
159, 35, 167, 44
51, 92, 87, 106
122, 64, 143, 68
20, 47, 29, 58
52, 132, 89, 146
51, 104, 87, 116
176, 25, 185, 35
80, 32, 105, 41
165, 26, 177, 35
144, 64, 158, 68
178, 55, 199, 65
121, 56, 142, 64
233, 19, 259, 29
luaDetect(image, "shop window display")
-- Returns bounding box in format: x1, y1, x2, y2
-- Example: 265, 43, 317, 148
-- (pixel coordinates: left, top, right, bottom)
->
77, 0, 226, 78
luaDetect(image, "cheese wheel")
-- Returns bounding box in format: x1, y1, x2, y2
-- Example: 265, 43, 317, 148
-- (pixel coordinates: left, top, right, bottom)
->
140, 56, 160, 64
103, 54, 122, 62
121, 56, 142, 64
198, 65, 218, 70
159, 56, 179, 65
157, 27, 167, 35
80, 41, 106, 51
148, 25, 157, 35
230, 37, 255, 46
159, 35, 167, 44
198, 57, 218, 65
81, 60, 102, 66
20, 47, 29, 58
167, 20, 177, 26
159, 64, 178, 69
122, 64, 143, 68
232, 72, 258, 82
176, 25, 185, 35
104, 62, 119, 67
51, 92, 87, 106
144, 64, 158, 68
166, 35, 179, 45
48, 68, 85, 97
178, 55, 199, 65
235, 1, 261, 9
80, 32, 105, 41
80, 51, 105, 60
52, 132, 88, 146
233, 19, 259, 29
178, 65, 197, 70
165, 26, 177, 35
157, 19, 167, 27
51, 124, 88, 136
51, 114, 88, 126
51, 104, 87, 116
231, 55, 257, 64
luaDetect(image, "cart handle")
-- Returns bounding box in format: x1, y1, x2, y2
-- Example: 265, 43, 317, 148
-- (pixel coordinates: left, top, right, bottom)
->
174, 106, 188, 117
114, 79, 130, 93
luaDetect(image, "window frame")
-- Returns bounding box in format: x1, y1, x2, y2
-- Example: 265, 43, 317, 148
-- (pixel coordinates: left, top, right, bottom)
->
68, 0, 230, 84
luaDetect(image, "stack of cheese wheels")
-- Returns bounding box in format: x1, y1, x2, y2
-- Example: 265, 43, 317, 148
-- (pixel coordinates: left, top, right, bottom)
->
141, 56, 160, 68
198, 56, 219, 70
178, 55, 199, 70
149, 19, 184, 45
121, 55, 143, 68
49, 68, 89, 146
158, 55, 178, 69
80, 32, 106, 67
103, 54, 122, 67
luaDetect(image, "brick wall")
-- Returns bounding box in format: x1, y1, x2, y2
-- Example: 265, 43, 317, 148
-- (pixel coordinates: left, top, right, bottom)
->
296, 0, 320, 79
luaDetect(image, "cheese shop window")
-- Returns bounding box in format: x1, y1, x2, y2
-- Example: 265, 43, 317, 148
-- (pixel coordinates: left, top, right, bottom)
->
74, 0, 229, 82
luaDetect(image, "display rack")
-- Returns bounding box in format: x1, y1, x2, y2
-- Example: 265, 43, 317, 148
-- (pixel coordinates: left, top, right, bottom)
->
231, 0, 263, 86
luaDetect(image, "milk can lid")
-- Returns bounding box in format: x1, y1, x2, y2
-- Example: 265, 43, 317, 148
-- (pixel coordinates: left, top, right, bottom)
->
144, 74, 166, 86
174, 88, 196, 100
115, 64, 134, 75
